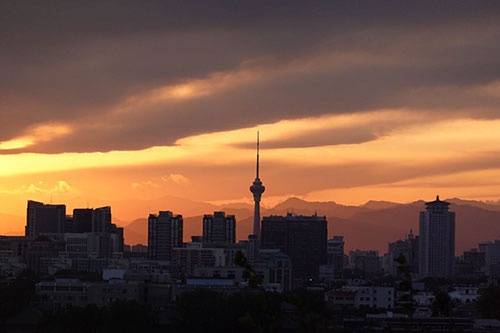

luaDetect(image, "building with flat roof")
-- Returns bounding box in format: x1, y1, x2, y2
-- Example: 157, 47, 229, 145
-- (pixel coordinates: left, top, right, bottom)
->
202, 211, 236, 246
261, 213, 327, 288
148, 211, 183, 261
26, 200, 66, 237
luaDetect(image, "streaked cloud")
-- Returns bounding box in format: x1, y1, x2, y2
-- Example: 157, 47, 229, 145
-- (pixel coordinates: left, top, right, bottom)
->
0, 123, 72, 151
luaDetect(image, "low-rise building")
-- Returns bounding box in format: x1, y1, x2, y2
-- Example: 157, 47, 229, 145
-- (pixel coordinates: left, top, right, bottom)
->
326, 286, 394, 310
171, 246, 225, 278
449, 286, 480, 304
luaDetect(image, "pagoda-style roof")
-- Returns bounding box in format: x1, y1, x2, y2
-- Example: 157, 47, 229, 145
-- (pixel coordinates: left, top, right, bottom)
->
425, 195, 450, 206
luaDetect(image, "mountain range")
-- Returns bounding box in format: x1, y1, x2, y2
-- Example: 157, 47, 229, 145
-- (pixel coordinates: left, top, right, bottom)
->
122, 196, 500, 254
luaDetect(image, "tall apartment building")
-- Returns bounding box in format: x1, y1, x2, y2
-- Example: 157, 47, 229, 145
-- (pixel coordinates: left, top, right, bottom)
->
148, 211, 183, 261
419, 196, 455, 278
202, 211, 236, 245
26, 200, 66, 237
92, 206, 112, 233
261, 213, 327, 288
73, 208, 93, 233
327, 236, 345, 278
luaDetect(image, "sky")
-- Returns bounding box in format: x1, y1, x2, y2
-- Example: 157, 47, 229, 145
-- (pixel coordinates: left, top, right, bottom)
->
2, 1, 500, 231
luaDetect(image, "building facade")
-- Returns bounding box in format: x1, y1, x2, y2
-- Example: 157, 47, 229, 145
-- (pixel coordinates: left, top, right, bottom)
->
419, 196, 455, 278
73, 208, 93, 233
261, 213, 327, 287
202, 211, 236, 245
327, 236, 345, 278
387, 230, 419, 277
92, 206, 112, 233
26, 200, 66, 237
148, 211, 183, 261
349, 250, 382, 276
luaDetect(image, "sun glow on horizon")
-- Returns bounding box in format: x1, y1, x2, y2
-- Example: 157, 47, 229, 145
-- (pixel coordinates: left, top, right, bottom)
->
2, 111, 500, 228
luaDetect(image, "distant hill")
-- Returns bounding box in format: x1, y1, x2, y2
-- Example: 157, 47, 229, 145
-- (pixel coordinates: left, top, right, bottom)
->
122, 197, 500, 255
270, 197, 370, 219
362, 200, 401, 210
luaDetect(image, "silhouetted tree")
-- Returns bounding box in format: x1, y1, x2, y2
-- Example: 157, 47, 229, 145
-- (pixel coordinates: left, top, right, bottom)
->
171, 290, 282, 332
432, 290, 453, 317
38, 301, 154, 333
234, 251, 262, 288
477, 286, 500, 319
0, 271, 37, 323
287, 289, 332, 332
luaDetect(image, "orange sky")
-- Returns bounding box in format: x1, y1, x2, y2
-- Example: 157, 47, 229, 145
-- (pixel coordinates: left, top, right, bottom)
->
3, 110, 500, 234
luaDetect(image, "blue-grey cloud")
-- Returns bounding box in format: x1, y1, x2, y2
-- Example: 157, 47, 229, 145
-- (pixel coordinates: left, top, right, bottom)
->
2, 1, 500, 153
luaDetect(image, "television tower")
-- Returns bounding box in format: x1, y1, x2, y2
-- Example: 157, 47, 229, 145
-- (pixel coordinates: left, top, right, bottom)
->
250, 131, 265, 238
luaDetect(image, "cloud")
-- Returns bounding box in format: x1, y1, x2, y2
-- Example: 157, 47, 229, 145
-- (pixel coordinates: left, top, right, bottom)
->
232, 110, 428, 149
131, 174, 190, 191
0, 123, 72, 152
130, 180, 161, 190
2, 2, 500, 154
0, 180, 77, 195
161, 174, 191, 186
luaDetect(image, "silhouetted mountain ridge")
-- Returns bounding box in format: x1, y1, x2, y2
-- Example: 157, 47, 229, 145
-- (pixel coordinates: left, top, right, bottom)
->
122, 196, 500, 254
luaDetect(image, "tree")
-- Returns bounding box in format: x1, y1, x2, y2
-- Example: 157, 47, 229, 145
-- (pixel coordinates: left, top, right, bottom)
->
477, 286, 500, 319
0, 271, 37, 322
432, 290, 452, 317
234, 251, 262, 289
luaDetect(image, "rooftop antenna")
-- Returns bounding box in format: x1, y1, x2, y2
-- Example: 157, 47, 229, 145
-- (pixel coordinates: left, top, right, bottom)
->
256, 131, 260, 179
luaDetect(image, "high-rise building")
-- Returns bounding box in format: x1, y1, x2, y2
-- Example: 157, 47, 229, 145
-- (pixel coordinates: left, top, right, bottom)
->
148, 211, 183, 261
202, 211, 236, 245
92, 206, 112, 233
250, 132, 265, 238
326, 236, 345, 278
419, 196, 455, 278
261, 213, 327, 287
478, 240, 500, 277
73, 208, 93, 233
25, 200, 66, 237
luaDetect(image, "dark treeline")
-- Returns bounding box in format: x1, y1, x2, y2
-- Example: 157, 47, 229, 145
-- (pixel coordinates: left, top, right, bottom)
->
3, 276, 500, 332
0, 280, 337, 333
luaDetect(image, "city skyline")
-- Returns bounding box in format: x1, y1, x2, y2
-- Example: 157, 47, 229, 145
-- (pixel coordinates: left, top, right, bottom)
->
4, 3, 500, 330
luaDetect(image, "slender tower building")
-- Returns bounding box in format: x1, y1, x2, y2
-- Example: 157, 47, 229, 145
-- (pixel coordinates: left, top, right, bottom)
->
250, 132, 265, 238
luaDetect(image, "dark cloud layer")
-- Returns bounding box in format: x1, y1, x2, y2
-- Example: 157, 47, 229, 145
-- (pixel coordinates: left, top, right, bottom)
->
2, 1, 500, 153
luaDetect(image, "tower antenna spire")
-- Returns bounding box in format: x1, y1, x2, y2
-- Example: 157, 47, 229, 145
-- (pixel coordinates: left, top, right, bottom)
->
256, 131, 260, 179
